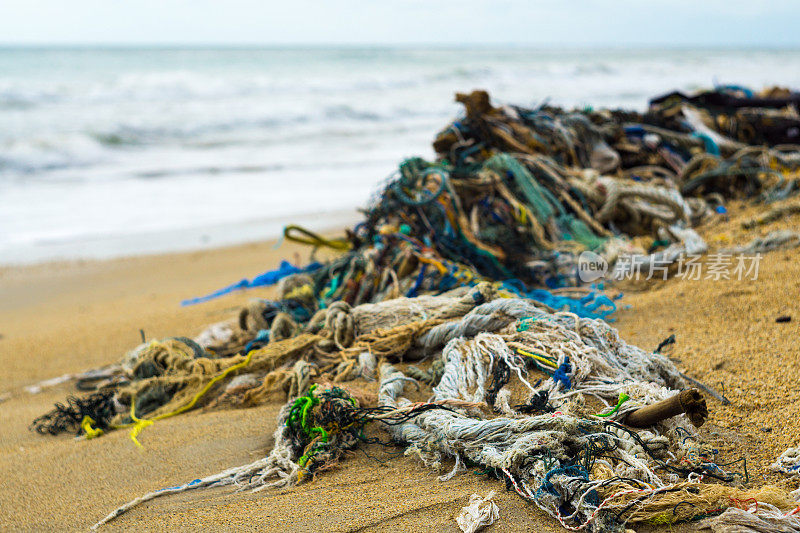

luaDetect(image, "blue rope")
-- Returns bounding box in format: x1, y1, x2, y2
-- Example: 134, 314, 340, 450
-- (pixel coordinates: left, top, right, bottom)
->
551, 357, 572, 390
406, 264, 428, 298
243, 329, 270, 352
536, 465, 587, 499
501, 280, 617, 319
715, 83, 754, 98
691, 132, 721, 156
181, 260, 322, 306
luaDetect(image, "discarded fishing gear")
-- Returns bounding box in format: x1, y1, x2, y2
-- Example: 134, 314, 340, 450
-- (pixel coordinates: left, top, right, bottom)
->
30, 390, 116, 437
91, 380, 461, 529
34, 85, 800, 443
33, 284, 502, 439
167, 86, 800, 361
90, 298, 798, 532
175, 85, 800, 327
430, 88, 799, 277
30, 85, 800, 532
771, 447, 800, 479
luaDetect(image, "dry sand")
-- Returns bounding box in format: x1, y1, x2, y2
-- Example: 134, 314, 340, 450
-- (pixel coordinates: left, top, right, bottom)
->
1, 206, 799, 532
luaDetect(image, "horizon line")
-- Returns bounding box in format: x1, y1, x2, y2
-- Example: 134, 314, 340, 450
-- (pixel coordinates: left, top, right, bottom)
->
2, 42, 800, 51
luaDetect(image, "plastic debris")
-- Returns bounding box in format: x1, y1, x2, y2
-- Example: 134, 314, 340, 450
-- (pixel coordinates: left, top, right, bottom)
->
456, 491, 500, 533
29, 84, 800, 533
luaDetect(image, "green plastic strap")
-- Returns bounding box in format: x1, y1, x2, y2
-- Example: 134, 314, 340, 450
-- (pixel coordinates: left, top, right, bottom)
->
595, 393, 630, 418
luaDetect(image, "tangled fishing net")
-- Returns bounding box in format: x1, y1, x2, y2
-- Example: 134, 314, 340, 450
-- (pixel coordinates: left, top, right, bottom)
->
32, 84, 800, 531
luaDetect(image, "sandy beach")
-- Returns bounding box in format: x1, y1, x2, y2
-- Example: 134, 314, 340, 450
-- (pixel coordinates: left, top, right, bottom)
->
1, 203, 798, 532
4, 4, 800, 530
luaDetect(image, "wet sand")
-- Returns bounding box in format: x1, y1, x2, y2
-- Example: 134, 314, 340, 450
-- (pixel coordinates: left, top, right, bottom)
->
1, 206, 798, 532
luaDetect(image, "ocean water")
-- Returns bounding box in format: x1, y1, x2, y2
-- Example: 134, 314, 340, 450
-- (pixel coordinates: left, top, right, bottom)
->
2, 47, 800, 264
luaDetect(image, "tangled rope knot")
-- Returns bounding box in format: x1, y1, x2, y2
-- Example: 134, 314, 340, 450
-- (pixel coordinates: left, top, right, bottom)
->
595, 178, 690, 230
239, 299, 271, 333
322, 301, 355, 350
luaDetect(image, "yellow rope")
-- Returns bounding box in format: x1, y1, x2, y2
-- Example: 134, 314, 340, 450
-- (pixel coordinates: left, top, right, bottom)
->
128, 404, 153, 449
516, 348, 558, 368
416, 255, 449, 275
80, 416, 104, 439
124, 349, 258, 448
283, 284, 314, 301
283, 224, 351, 251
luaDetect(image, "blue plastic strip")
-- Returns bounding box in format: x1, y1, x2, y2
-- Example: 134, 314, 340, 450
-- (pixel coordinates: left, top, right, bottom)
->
501, 279, 617, 320
181, 260, 322, 306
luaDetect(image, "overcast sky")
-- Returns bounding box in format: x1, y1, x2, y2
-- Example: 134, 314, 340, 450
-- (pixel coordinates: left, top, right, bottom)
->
2, 0, 799, 47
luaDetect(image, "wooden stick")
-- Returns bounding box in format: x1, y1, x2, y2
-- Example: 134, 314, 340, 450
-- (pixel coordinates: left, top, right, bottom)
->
625, 389, 708, 428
